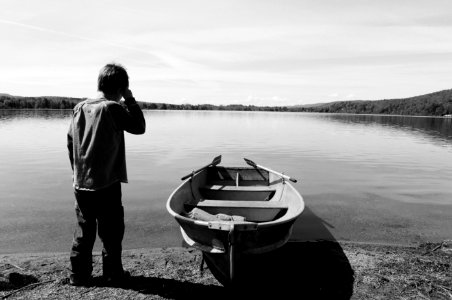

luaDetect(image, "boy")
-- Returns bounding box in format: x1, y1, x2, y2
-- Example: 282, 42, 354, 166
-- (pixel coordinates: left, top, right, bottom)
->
67, 63, 146, 286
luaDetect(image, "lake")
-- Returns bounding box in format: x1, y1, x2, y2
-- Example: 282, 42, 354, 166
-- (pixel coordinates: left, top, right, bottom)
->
0, 110, 451, 254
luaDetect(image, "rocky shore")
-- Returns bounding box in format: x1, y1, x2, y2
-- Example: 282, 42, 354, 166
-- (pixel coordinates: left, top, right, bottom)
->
1, 241, 450, 300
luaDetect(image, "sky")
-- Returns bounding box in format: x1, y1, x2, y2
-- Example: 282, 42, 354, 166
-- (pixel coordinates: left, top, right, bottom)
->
1, 0, 452, 106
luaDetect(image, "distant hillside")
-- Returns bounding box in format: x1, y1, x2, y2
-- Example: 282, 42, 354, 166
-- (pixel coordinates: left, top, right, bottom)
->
294, 89, 452, 116
1, 89, 452, 116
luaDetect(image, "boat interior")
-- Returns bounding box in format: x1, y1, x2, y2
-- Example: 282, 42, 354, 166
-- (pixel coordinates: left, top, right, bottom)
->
182, 166, 289, 222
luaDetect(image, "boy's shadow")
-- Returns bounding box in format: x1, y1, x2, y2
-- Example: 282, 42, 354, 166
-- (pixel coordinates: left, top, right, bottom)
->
92, 276, 225, 300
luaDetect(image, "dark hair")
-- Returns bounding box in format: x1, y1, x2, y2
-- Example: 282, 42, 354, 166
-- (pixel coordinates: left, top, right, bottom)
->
97, 63, 129, 94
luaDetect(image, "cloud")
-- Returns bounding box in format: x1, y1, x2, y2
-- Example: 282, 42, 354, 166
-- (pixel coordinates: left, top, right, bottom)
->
0, 18, 170, 68
2, 1, 452, 105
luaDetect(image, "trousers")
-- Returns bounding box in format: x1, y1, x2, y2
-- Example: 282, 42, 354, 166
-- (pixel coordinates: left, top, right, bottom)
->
70, 182, 125, 278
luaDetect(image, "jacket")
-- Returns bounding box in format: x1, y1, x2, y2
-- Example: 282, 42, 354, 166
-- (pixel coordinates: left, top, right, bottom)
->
67, 97, 145, 190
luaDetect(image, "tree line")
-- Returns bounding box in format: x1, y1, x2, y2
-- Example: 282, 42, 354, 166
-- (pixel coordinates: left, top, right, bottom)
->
294, 89, 452, 116
139, 102, 288, 111
1, 89, 452, 116
0, 94, 288, 112
0, 95, 81, 109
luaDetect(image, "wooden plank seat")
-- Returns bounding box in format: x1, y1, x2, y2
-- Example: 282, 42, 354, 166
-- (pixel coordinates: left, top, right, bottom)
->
199, 186, 277, 201
194, 199, 287, 209
207, 180, 270, 186
202, 185, 276, 191
185, 199, 288, 222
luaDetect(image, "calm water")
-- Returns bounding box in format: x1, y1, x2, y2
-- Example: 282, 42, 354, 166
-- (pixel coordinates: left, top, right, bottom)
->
1, 110, 451, 254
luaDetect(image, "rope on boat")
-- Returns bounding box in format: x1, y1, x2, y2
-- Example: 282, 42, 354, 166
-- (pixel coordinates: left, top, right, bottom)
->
228, 224, 235, 282
199, 254, 206, 274
277, 182, 287, 203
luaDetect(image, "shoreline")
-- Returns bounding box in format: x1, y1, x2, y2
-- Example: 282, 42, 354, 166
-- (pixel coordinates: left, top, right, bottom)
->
1, 108, 452, 118
1, 241, 450, 300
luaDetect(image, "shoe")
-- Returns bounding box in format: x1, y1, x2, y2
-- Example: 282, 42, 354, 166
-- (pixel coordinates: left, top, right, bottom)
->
69, 274, 92, 287
103, 270, 131, 287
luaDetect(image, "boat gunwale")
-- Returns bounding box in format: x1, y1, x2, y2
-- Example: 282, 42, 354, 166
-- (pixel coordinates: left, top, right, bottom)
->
166, 167, 305, 229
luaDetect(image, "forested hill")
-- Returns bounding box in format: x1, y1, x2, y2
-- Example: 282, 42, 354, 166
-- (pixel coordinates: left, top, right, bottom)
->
1, 89, 452, 116
296, 89, 452, 116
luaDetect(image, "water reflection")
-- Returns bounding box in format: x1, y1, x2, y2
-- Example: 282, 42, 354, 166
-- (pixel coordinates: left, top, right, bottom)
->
0, 109, 71, 121
1, 110, 451, 143
0, 110, 451, 253
291, 206, 337, 241
319, 113, 452, 144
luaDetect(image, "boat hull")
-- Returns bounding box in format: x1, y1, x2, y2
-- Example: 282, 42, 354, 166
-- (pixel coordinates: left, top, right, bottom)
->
167, 165, 304, 285
175, 214, 296, 254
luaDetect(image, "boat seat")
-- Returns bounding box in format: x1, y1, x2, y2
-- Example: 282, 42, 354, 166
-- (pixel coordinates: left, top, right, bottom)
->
198, 187, 277, 201
194, 199, 288, 209
207, 180, 270, 186
185, 199, 288, 222
203, 185, 275, 191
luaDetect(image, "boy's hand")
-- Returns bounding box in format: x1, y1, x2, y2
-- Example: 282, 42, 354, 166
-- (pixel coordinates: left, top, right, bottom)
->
122, 88, 134, 100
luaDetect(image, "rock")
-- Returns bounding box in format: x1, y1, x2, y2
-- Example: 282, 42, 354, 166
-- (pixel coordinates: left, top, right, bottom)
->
441, 240, 452, 254
7, 272, 38, 286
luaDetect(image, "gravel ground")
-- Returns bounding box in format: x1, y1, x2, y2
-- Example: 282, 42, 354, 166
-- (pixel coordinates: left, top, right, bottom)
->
0, 241, 450, 300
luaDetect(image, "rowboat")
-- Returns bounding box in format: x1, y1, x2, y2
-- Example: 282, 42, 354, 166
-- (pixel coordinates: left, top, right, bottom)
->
166, 156, 305, 285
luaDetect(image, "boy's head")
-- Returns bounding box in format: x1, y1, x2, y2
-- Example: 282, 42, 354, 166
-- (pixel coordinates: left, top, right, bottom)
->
97, 63, 129, 95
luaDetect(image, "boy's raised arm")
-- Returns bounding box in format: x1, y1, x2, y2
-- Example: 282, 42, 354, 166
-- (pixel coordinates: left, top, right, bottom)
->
67, 121, 74, 170
109, 89, 146, 134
